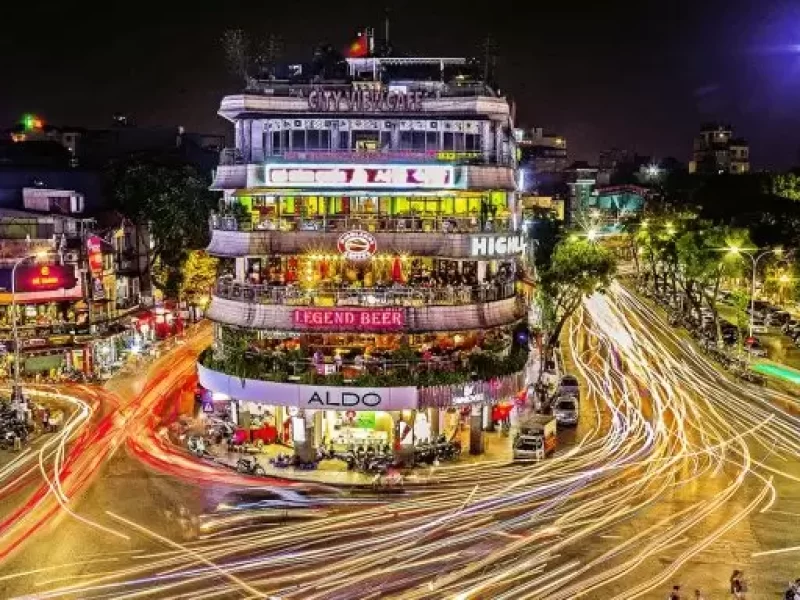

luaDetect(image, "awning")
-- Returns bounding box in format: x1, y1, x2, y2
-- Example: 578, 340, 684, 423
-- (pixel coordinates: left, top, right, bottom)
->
24, 354, 64, 373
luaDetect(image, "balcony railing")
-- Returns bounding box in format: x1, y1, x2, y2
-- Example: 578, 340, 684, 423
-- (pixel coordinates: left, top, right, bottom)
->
214, 280, 516, 308
219, 147, 515, 167
210, 213, 515, 234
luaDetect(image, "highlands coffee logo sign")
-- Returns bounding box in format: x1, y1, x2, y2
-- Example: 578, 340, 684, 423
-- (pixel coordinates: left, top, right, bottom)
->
470, 235, 527, 257
306, 390, 382, 408
337, 230, 377, 260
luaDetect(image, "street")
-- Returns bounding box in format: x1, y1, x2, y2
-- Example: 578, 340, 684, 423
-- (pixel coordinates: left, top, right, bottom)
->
0, 288, 796, 598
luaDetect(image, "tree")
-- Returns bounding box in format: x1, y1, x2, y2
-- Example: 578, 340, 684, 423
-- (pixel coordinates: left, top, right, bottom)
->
106, 156, 217, 297
222, 29, 250, 86
537, 237, 617, 365
180, 251, 219, 305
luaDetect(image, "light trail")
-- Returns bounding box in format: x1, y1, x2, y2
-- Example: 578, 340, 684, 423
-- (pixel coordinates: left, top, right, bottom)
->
6, 288, 800, 598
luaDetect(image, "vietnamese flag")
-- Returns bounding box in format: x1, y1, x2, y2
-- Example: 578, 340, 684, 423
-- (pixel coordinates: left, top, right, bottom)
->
347, 32, 369, 58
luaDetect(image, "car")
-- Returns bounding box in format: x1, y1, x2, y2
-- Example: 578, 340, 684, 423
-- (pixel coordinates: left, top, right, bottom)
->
750, 319, 768, 334
767, 311, 790, 326
744, 338, 768, 357
781, 319, 799, 334
553, 396, 579, 426
557, 375, 580, 399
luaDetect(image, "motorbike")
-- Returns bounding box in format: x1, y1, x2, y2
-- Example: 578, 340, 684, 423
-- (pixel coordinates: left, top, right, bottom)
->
187, 436, 207, 457
236, 456, 266, 476
270, 453, 293, 468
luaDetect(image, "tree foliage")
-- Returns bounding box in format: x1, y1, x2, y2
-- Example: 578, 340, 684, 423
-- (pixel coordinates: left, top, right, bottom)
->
538, 237, 617, 353
180, 251, 219, 304
106, 156, 217, 297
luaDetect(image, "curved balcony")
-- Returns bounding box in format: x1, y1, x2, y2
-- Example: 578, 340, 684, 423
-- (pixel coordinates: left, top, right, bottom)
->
197, 348, 529, 411
212, 280, 516, 308
207, 215, 527, 260
206, 292, 524, 333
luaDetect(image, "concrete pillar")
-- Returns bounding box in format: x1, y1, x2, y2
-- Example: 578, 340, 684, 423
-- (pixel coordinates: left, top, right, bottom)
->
293, 413, 317, 463
429, 408, 440, 437
482, 404, 495, 432
469, 405, 484, 455
251, 120, 265, 163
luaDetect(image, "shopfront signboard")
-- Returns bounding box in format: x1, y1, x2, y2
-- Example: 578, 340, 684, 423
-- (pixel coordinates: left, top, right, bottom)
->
198, 363, 419, 412
470, 235, 527, 257
292, 307, 405, 331
13, 264, 77, 293
452, 384, 487, 405
337, 230, 377, 260
86, 235, 104, 277
262, 164, 456, 189
308, 88, 426, 112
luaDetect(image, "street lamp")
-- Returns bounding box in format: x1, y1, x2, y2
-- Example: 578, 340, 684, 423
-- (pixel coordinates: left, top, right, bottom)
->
727, 246, 784, 339
10, 251, 50, 407
587, 229, 598, 242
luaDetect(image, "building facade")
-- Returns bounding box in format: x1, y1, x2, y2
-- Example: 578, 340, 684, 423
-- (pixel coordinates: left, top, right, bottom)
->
199, 50, 531, 456
689, 123, 750, 174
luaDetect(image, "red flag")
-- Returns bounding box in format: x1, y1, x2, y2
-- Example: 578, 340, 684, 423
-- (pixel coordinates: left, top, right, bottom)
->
347, 32, 369, 58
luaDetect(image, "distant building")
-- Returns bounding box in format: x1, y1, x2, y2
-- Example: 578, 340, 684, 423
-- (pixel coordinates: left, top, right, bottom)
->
564, 161, 598, 225
515, 127, 567, 195
689, 123, 750, 175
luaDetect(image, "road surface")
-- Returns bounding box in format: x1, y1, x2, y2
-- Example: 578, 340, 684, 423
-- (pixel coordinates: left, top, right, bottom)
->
2, 291, 800, 598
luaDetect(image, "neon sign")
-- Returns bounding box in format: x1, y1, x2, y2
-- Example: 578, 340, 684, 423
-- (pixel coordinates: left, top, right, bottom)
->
263, 164, 455, 189
470, 235, 527, 257
14, 264, 77, 292
308, 88, 426, 112
292, 308, 405, 331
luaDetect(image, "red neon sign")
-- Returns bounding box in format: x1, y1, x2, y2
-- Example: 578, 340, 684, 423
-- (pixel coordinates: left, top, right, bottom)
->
15, 264, 77, 292
292, 308, 405, 331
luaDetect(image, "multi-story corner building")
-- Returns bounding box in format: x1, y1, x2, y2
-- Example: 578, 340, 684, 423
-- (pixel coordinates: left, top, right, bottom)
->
0, 186, 125, 378
198, 41, 532, 457
689, 123, 750, 174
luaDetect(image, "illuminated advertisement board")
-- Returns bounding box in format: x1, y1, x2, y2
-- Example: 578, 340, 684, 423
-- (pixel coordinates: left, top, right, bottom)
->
14, 264, 77, 293
292, 308, 405, 331
262, 164, 457, 189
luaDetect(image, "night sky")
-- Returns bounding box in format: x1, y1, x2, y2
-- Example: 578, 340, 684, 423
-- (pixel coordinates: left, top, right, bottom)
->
3, 0, 800, 169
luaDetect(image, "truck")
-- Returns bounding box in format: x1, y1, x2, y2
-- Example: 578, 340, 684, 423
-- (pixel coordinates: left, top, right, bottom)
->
512, 414, 557, 461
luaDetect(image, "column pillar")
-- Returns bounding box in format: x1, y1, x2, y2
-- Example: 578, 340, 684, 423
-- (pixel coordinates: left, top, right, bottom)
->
293, 411, 317, 463
469, 404, 484, 455
429, 408, 440, 437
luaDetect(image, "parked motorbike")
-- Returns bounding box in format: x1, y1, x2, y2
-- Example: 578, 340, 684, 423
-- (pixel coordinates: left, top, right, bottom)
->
187, 436, 207, 457
236, 456, 266, 476
270, 453, 293, 468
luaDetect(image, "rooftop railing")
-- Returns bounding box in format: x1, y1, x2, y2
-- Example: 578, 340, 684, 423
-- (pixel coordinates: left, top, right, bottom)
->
210, 213, 516, 234
219, 147, 515, 167
213, 279, 516, 308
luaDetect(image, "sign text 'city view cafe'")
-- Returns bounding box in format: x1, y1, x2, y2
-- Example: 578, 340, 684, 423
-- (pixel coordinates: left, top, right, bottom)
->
260, 164, 460, 190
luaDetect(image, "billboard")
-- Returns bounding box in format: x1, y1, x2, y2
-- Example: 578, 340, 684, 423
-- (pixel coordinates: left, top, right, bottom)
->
13, 264, 78, 293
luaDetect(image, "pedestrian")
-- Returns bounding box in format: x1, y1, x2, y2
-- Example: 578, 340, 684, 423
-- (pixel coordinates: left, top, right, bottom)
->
668, 584, 682, 600
694, 589, 705, 600
730, 570, 746, 599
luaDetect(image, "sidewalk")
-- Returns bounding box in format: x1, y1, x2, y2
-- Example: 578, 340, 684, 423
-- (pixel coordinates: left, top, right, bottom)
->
197, 427, 518, 488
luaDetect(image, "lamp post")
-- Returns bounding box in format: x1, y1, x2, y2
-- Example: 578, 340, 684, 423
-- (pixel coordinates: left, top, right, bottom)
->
727, 246, 783, 340
10, 251, 50, 407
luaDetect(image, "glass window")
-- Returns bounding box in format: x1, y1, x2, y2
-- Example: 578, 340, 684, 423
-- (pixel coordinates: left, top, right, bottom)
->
380, 131, 392, 150
411, 132, 425, 150
399, 131, 413, 150
443, 132, 454, 150
337, 131, 348, 150
465, 134, 480, 151
307, 130, 320, 150
425, 132, 439, 152
271, 131, 281, 155
281, 130, 289, 152
291, 130, 306, 151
